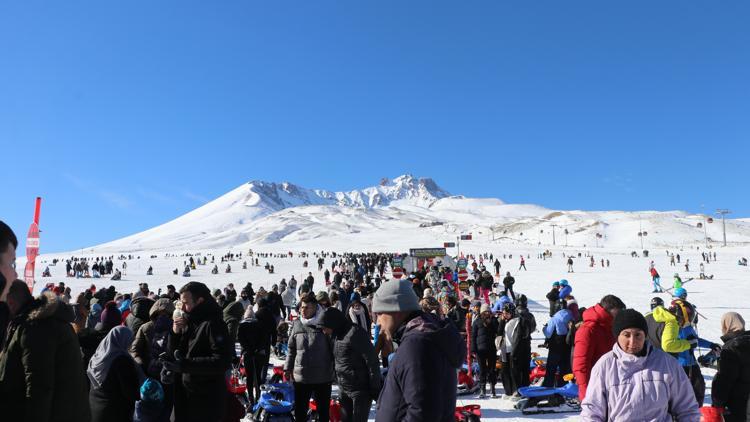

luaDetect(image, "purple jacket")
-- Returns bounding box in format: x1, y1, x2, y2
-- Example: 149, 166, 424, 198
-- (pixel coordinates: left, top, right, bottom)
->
580, 343, 700, 422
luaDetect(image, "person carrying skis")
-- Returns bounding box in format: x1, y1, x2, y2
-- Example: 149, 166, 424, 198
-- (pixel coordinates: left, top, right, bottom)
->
674, 273, 683, 290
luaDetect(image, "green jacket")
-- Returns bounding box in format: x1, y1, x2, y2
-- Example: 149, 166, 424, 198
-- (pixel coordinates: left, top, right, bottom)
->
0, 292, 91, 422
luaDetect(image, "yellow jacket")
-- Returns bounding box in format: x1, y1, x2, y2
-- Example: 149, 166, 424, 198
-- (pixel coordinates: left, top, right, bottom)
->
650, 306, 690, 353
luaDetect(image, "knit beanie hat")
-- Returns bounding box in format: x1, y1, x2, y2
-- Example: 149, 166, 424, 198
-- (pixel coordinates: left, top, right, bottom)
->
316, 291, 330, 303
721, 312, 745, 336
612, 308, 648, 337
371, 279, 420, 313
140, 378, 164, 403
100, 301, 122, 328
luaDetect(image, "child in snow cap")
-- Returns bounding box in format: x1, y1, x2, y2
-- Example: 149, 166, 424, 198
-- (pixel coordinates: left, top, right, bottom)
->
133, 378, 170, 422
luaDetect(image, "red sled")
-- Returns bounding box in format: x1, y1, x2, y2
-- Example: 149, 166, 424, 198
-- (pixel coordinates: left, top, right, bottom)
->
455, 404, 481, 421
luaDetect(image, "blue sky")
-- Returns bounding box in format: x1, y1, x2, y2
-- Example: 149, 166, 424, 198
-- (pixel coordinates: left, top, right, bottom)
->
1, 1, 748, 252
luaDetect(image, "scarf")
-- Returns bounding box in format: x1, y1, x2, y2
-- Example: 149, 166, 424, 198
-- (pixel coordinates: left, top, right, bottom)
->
87, 325, 135, 388
349, 304, 368, 331
300, 305, 323, 326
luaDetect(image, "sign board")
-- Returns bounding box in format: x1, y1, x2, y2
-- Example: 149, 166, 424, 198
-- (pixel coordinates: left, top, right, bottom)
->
409, 248, 447, 258
460, 234, 473, 240
25, 221, 40, 291
443, 242, 456, 248
457, 258, 468, 269
458, 268, 469, 282
459, 281, 469, 290
392, 257, 404, 268
392, 267, 404, 279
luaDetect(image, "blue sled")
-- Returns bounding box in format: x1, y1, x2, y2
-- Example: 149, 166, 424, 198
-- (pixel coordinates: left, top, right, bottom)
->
518, 381, 578, 399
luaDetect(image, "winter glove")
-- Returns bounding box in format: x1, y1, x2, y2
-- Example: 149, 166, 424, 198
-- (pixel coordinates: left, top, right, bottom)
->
711, 343, 722, 354
685, 335, 698, 350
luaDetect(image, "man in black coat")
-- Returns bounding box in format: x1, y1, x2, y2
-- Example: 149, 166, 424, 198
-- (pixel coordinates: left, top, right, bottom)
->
0, 281, 91, 422
168, 282, 234, 422
502, 271, 516, 300
372, 279, 465, 422
712, 312, 750, 422
320, 307, 382, 422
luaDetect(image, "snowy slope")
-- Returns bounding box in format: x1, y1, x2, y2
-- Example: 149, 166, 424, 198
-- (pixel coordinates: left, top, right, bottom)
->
88, 175, 750, 253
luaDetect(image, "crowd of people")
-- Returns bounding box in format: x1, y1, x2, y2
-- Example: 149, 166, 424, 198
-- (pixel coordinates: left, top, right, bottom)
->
1, 219, 750, 421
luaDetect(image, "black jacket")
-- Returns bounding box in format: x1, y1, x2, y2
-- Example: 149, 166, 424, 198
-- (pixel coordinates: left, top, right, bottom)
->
712, 330, 750, 421
89, 355, 140, 422
125, 296, 155, 335
446, 306, 467, 333
320, 308, 382, 397
376, 312, 465, 422
546, 288, 560, 317
471, 316, 499, 354
222, 300, 245, 343
502, 275, 515, 288
171, 298, 233, 405
0, 292, 91, 422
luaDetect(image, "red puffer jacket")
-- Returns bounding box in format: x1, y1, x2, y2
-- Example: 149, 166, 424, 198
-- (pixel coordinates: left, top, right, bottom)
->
573, 304, 615, 401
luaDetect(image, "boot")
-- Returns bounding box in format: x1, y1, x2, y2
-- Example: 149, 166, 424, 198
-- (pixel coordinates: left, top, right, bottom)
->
491, 383, 498, 398
478, 384, 486, 399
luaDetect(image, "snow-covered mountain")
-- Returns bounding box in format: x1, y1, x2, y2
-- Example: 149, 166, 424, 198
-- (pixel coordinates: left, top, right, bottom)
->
88, 175, 750, 253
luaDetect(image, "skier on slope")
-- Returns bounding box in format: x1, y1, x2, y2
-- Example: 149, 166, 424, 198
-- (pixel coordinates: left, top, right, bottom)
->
650, 267, 663, 293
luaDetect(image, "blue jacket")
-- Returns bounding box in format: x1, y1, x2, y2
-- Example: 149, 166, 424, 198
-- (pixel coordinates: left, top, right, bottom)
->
544, 309, 572, 338
558, 285, 573, 300
376, 312, 465, 422
491, 296, 512, 313
675, 325, 713, 367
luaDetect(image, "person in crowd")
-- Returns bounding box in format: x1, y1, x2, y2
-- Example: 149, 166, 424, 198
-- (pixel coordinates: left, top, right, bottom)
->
320, 307, 383, 422
471, 303, 499, 398
372, 279, 465, 422
0, 281, 90, 421
284, 293, 334, 422
711, 312, 750, 422
580, 309, 701, 421
573, 295, 626, 401
542, 300, 573, 387
88, 326, 142, 422
166, 282, 234, 422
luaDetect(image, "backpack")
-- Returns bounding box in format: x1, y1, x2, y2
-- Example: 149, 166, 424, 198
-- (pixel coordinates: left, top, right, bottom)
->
565, 321, 578, 347
517, 310, 537, 340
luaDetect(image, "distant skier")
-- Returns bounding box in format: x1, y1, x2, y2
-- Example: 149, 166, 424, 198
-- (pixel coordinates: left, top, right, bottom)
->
567, 257, 574, 273
650, 267, 662, 293
518, 257, 526, 271
494, 259, 501, 276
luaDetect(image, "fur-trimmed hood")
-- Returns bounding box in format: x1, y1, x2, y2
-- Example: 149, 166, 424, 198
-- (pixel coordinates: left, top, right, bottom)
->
28, 291, 74, 323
